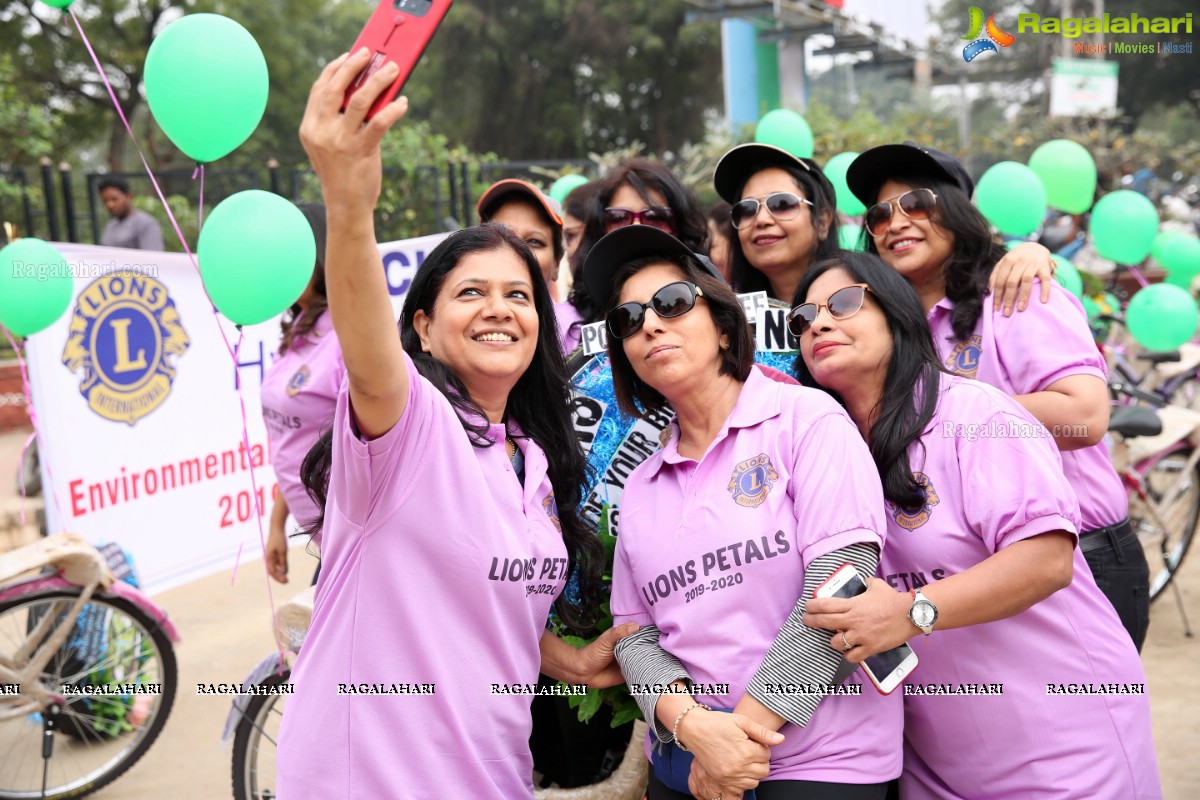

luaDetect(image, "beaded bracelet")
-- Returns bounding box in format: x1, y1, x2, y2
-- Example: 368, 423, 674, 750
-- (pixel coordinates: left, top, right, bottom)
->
672, 702, 711, 752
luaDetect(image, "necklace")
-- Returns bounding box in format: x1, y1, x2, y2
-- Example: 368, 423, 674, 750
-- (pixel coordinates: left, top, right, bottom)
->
505, 436, 517, 460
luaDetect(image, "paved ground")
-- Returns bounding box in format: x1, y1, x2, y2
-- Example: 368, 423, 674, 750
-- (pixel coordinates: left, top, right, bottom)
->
1, 428, 1197, 798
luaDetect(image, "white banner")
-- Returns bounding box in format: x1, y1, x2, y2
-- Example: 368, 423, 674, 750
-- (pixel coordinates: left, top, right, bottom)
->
24, 233, 448, 594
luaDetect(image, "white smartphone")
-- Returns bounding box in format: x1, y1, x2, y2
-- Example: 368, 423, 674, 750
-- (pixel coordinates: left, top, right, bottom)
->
814, 563, 919, 695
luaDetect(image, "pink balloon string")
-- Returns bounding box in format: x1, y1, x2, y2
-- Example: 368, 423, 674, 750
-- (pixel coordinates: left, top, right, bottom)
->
65, 8, 282, 646
1127, 264, 1151, 289
3, 330, 65, 531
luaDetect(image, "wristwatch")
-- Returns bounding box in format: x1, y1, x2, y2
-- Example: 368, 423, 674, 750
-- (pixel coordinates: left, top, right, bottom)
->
908, 588, 938, 637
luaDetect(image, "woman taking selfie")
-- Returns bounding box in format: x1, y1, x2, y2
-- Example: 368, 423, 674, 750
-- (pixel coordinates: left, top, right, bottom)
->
792, 252, 1160, 799
589, 226, 902, 800
278, 50, 631, 798
846, 143, 1149, 650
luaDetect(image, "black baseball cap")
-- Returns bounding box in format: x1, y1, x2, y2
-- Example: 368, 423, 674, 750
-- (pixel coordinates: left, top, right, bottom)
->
583, 225, 724, 308
846, 142, 974, 207
713, 143, 837, 208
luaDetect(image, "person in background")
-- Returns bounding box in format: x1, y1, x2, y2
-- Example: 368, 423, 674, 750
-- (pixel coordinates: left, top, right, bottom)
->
476, 179, 578, 355
98, 177, 164, 251
262, 203, 340, 586
556, 180, 600, 354
593, 226, 902, 800
566, 158, 709, 329
706, 201, 735, 283
846, 142, 1149, 650
793, 251, 1160, 800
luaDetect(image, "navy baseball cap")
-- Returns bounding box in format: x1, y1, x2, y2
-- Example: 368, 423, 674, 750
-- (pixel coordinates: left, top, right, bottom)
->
846, 142, 975, 206
714, 143, 837, 208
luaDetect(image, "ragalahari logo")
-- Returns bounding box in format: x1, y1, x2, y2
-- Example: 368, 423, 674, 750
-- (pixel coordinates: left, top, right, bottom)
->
962, 7, 1016, 62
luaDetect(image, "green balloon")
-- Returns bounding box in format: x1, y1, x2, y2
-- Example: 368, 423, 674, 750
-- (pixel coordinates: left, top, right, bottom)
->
1126, 284, 1199, 351
1090, 191, 1160, 266
144, 14, 268, 163
1152, 230, 1200, 285
975, 161, 1047, 237
1052, 254, 1082, 298
198, 191, 316, 325
39, 0, 75, 7
0, 239, 74, 336
838, 225, 865, 252
1082, 291, 1120, 322
754, 109, 813, 159
549, 175, 589, 207
823, 152, 865, 216
1028, 139, 1097, 214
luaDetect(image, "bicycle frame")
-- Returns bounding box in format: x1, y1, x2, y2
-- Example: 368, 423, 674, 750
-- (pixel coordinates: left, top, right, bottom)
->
0, 574, 180, 721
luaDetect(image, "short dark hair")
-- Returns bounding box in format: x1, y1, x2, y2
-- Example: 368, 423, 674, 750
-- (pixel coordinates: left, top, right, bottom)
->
98, 177, 132, 195
481, 194, 565, 265
728, 163, 839, 299
607, 254, 752, 419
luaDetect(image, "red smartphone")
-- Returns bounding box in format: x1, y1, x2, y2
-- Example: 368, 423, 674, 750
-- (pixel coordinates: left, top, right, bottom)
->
342, 0, 453, 121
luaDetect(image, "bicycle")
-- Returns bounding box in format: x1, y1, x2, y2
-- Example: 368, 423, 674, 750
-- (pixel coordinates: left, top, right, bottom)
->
0, 533, 179, 799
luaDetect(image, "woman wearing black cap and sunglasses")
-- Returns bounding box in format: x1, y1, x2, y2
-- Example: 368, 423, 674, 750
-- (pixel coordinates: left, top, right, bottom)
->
846, 143, 1149, 651
589, 225, 902, 800
713, 143, 1054, 312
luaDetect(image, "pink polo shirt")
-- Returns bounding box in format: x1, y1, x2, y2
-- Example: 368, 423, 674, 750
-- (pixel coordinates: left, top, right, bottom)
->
927, 282, 1127, 531
554, 300, 583, 355
885, 375, 1159, 799
260, 312, 344, 528
276, 352, 569, 799
611, 365, 902, 784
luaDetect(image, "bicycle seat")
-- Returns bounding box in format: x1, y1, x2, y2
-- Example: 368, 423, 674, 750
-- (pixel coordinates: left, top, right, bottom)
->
1137, 350, 1182, 364
1108, 406, 1163, 438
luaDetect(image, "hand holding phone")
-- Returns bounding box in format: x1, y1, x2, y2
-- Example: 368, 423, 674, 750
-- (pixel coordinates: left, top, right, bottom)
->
342, 0, 453, 122
814, 563, 918, 695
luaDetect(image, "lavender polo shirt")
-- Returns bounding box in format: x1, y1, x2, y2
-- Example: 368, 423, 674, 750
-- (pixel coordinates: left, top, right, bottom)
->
554, 300, 583, 355
927, 282, 1127, 531
887, 376, 1160, 799
276, 352, 568, 798
260, 312, 344, 529
611, 366, 903, 784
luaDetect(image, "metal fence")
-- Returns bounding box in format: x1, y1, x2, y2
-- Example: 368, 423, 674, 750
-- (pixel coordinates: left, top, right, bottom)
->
0, 158, 597, 248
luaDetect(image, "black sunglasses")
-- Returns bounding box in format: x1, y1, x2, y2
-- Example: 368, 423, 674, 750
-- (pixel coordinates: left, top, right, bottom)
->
607, 281, 704, 339
863, 189, 938, 237
786, 284, 871, 336
603, 206, 676, 234
729, 192, 813, 230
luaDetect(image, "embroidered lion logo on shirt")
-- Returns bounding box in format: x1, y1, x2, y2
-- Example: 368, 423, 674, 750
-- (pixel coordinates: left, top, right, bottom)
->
945, 335, 982, 379
728, 454, 779, 508
286, 365, 312, 397
542, 494, 562, 533
890, 473, 941, 530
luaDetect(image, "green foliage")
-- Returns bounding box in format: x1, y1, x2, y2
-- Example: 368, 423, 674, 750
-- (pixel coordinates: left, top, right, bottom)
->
0, 54, 60, 170
136, 194, 198, 254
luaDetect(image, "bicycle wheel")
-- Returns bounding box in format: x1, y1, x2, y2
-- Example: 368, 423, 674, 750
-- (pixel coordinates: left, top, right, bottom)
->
0, 589, 177, 799
230, 671, 290, 800
1129, 448, 1200, 601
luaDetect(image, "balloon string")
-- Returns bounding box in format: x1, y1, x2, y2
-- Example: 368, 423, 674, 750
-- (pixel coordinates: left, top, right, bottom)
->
3, 330, 65, 530
1127, 265, 1151, 289
193, 164, 205, 229
66, 10, 280, 637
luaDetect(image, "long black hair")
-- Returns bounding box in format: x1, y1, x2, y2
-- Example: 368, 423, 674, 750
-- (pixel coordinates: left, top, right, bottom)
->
728, 161, 840, 300
567, 159, 708, 324
300, 224, 603, 632
791, 251, 943, 512
278, 203, 328, 355
864, 173, 1009, 343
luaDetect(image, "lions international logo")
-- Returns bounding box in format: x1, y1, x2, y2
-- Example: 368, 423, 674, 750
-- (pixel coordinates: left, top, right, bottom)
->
61, 272, 189, 426
945, 335, 982, 379
728, 454, 778, 508
542, 494, 562, 533
890, 473, 941, 530
286, 365, 312, 397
